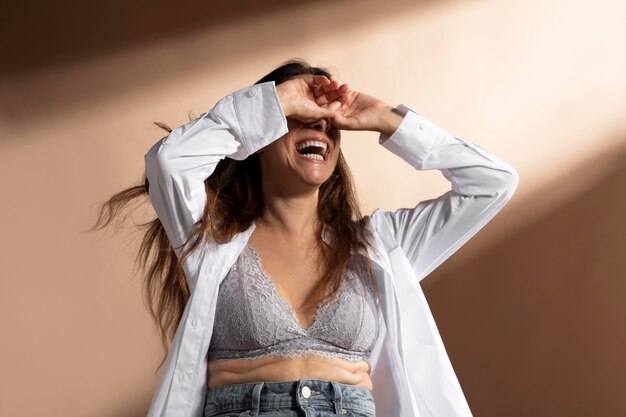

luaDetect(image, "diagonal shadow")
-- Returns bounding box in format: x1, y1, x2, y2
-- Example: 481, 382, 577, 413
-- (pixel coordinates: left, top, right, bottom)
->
0, 0, 328, 76
0, 0, 436, 134
421, 137, 626, 417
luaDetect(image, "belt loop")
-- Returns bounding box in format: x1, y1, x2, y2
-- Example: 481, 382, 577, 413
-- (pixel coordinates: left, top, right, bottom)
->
330, 381, 343, 414
250, 382, 265, 415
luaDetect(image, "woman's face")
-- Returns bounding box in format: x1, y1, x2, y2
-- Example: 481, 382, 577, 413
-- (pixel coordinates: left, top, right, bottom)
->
255, 75, 341, 193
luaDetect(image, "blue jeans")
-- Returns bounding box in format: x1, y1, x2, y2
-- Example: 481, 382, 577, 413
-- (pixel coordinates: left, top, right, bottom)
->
204, 378, 376, 417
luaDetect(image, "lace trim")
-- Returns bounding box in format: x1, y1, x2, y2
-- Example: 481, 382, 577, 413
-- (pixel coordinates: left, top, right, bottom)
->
246, 242, 340, 333
209, 350, 369, 362
209, 342, 371, 362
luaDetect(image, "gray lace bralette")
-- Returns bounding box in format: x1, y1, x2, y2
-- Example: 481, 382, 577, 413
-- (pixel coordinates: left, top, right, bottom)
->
207, 242, 379, 362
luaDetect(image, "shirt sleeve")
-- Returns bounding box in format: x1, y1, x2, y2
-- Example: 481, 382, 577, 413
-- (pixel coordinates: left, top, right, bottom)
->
143, 81, 289, 257
375, 104, 519, 282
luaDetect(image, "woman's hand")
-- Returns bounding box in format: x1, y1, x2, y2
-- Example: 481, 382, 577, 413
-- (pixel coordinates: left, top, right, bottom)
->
324, 76, 400, 133
275, 75, 346, 124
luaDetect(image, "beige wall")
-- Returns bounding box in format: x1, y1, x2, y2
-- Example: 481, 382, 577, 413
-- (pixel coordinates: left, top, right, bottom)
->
1, 0, 625, 416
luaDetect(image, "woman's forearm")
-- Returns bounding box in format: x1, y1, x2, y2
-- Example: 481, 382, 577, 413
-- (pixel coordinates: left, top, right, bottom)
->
376, 105, 405, 139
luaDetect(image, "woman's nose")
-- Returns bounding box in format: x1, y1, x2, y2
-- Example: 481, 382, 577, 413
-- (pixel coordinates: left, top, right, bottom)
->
309, 118, 330, 133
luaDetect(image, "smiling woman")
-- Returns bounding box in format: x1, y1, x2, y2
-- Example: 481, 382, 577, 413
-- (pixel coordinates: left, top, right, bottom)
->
92, 57, 519, 417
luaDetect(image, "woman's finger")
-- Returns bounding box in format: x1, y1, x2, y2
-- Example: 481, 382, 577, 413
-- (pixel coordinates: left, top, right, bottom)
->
316, 84, 349, 106
304, 75, 329, 89
316, 82, 348, 104
328, 84, 350, 101
296, 98, 341, 123
311, 78, 336, 100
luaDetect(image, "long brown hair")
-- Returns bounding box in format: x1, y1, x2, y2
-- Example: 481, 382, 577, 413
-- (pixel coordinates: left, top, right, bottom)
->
90, 58, 380, 373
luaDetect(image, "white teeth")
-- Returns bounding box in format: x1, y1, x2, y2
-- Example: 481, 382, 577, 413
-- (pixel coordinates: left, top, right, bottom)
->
296, 140, 328, 153
301, 153, 324, 161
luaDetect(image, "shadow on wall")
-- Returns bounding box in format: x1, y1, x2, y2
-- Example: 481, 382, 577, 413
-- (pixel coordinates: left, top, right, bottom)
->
0, 0, 433, 128
0, 0, 435, 76
0, 0, 323, 75
421, 137, 626, 417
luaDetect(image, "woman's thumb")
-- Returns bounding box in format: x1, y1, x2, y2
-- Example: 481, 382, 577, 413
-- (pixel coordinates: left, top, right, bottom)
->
318, 101, 341, 117
328, 101, 342, 112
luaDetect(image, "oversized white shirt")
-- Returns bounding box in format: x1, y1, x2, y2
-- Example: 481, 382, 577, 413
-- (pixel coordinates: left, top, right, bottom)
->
143, 80, 519, 417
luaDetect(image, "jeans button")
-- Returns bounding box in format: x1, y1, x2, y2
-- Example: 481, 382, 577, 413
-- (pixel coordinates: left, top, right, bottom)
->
301, 385, 311, 398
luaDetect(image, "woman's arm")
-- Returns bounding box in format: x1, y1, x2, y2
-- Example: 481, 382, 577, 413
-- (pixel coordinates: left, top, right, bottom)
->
326, 83, 519, 280
144, 81, 289, 256
373, 104, 519, 281
328, 84, 518, 281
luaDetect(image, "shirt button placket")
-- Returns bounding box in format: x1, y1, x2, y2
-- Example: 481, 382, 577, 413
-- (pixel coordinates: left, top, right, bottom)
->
178, 372, 191, 383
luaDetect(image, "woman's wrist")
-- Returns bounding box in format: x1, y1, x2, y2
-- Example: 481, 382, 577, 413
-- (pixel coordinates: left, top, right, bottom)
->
376, 105, 404, 138
275, 84, 292, 118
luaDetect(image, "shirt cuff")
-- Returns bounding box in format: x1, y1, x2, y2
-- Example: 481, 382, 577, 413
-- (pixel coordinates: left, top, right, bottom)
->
231, 81, 289, 157
379, 104, 442, 170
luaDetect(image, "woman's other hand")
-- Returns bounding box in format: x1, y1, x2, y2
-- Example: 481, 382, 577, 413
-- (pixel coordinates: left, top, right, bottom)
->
326, 75, 403, 135
275, 74, 346, 124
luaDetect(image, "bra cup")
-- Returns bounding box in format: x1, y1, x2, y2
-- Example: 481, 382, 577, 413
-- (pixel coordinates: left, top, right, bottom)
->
309, 269, 378, 352
211, 257, 302, 351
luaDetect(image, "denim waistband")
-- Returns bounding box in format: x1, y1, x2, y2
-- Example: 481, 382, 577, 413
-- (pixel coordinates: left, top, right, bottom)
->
204, 378, 376, 416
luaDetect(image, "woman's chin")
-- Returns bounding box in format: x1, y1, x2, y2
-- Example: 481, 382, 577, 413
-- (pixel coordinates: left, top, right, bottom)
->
295, 171, 333, 187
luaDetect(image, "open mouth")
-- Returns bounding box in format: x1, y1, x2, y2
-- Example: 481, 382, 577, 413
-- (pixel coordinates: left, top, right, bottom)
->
295, 140, 329, 162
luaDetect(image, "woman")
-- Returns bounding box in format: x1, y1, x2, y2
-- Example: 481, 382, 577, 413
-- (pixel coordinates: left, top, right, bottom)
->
94, 58, 519, 417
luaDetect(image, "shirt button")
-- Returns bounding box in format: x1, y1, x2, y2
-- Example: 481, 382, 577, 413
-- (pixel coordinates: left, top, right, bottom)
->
301, 386, 311, 398
191, 319, 201, 328
178, 372, 191, 383
419, 123, 424, 130
247, 89, 257, 97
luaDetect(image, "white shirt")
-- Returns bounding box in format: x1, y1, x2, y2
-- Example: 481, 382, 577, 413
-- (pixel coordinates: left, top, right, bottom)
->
143, 81, 519, 417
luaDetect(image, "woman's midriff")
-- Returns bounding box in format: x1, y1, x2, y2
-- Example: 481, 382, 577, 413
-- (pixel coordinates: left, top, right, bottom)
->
207, 354, 373, 391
